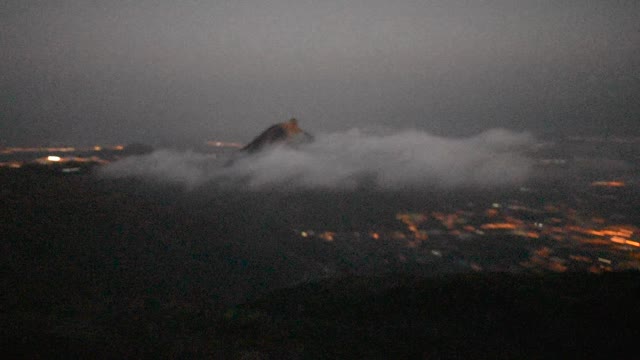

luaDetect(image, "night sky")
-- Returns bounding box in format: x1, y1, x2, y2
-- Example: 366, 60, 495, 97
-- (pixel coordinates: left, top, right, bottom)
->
1, 0, 639, 146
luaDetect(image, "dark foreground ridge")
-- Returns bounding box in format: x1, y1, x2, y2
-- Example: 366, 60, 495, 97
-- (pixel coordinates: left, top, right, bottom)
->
4, 272, 640, 359
220, 272, 640, 359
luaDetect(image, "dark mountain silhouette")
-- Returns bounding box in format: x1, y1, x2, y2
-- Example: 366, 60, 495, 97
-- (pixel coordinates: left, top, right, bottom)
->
241, 118, 314, 154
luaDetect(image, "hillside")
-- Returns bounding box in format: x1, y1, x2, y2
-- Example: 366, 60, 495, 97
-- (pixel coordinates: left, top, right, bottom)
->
220, 272, 640, 359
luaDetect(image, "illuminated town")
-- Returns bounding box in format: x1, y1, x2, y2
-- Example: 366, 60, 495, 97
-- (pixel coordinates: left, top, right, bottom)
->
292, 192, 640, 274
0, 141, 240, 169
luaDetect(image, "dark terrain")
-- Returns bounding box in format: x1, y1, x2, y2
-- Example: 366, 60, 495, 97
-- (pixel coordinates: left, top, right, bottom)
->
2, 166, 639, 358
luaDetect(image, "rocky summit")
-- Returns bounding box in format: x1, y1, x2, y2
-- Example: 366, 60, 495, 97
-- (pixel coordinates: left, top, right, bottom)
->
241, 118, 314, 154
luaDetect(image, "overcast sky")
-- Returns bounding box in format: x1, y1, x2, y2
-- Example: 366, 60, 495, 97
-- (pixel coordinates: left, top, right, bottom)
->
1, 0, 639, 146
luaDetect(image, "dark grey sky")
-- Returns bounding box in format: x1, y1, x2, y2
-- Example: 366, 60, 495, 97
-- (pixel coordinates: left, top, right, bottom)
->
1, 0, 639, 146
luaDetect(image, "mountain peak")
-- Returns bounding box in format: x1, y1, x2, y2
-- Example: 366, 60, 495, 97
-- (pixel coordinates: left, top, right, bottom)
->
241, 118, 314, 153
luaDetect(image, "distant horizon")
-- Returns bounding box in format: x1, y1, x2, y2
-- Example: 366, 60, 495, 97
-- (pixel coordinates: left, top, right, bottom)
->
3, 125, 640, 148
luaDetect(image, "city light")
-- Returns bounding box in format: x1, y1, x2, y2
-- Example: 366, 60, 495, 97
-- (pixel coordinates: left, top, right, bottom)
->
206, 140, 243, 148
591, 181, 626, 188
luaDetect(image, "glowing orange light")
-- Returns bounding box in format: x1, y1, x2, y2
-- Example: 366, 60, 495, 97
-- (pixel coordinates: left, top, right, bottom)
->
485, 209, 499, 217
611, 236, 627, 244
591, 181, 625, 187
569, 255, 591, 262
481, 223, 518, 230
47, 156, 62, 162
0, 161, 23, 168
371, 232, 380, 240
319, 232, 335, 242
549, 261, 568, 273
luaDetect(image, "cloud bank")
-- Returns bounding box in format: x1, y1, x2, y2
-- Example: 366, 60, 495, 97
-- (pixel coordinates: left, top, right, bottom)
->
100, 128, 535, 190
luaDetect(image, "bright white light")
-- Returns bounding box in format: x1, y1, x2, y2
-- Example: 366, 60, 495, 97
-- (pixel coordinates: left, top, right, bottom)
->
47, 156, 62, 162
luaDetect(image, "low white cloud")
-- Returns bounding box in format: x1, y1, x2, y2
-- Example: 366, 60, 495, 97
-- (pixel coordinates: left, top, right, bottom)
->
100, 128, 535, 190
100, 150, 217, 189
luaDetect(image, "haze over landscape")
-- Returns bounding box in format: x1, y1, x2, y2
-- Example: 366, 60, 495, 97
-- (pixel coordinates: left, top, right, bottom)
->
2, 0, 639, 146
2, 1, 640, 358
